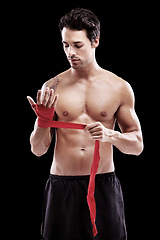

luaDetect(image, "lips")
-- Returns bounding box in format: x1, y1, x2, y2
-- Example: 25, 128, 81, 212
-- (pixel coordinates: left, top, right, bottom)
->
71, 59, 79, 62
68, 58, 80, 62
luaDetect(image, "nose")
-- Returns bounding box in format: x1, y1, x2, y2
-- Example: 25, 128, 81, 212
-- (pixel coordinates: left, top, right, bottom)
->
68, 46, 76, 57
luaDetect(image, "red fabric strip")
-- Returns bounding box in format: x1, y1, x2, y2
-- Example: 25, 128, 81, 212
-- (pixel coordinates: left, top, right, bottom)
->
39, 118, 86, 130
35, 104, 55, 120
34, 104, 99, 236
87, 140, 100, 236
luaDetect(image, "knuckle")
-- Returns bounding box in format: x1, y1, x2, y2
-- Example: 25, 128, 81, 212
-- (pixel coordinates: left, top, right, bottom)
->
47, 97, 52, 103
42, 99, 47, 105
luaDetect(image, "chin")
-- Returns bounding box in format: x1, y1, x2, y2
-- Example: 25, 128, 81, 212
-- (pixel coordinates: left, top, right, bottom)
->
71, 63, 85, 70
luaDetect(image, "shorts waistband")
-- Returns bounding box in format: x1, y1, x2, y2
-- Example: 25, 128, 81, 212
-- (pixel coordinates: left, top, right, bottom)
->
49, 171, 115, 181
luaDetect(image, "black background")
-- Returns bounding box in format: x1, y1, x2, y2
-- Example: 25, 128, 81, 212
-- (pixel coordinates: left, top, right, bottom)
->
9, 1, 155, 239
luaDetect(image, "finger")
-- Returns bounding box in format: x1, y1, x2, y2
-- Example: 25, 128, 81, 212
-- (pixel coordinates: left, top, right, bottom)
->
27, 96, 36, 109
89, 126, 102, 134
46, 89, 54, 108
42, 87, 50, 106
90, 130, 103, 137
37, 90, 42, 105
84, 122, 100, 132
51, 94, 59, 108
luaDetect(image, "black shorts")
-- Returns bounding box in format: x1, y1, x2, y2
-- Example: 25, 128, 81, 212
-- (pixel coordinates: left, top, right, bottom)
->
41, 172, 127, 240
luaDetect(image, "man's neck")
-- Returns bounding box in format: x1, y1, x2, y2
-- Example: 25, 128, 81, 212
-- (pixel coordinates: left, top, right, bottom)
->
70, 60, 101, 79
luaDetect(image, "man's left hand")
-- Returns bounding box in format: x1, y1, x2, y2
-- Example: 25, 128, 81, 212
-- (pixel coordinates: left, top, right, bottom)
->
84, 122, 116, 143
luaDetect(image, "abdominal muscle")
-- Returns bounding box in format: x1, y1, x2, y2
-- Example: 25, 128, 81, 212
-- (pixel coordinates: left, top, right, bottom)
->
50, 128, 115, 175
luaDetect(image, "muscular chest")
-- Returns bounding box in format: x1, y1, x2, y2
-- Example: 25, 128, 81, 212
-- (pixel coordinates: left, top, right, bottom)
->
55, 81, 120, 123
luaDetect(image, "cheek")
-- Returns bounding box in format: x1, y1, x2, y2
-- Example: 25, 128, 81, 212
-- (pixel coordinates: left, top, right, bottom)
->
63, 48, 68, 56
80, 47, 92, 59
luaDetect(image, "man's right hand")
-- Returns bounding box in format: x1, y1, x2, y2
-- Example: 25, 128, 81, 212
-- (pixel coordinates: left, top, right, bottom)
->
27, 87, 59, 112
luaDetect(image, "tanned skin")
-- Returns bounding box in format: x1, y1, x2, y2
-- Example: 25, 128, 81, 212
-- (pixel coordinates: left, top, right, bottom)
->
27, 28, 143, 175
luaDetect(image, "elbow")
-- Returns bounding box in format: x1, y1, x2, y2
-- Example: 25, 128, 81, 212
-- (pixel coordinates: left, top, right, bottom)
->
123, 139, 144, 156
31, 148, 42, 157
31, 145, 47, 157
134, 139, 144, 156
30, 134, 48, 157
134, 131, 144, 156
31, 150, 44, 157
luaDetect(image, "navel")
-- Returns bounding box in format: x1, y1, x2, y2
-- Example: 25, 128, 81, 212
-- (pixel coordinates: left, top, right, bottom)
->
80, 148, 86, 152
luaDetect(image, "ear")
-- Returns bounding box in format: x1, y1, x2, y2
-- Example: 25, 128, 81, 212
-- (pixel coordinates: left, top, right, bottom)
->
92, 36, 100, 48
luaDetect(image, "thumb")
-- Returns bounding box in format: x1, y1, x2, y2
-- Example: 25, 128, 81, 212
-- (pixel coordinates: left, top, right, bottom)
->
27, 96, 36, 110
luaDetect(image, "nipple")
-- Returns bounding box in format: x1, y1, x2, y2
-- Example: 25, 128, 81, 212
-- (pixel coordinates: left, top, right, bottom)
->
101, 111, 107, 117
63, 111, 68, 116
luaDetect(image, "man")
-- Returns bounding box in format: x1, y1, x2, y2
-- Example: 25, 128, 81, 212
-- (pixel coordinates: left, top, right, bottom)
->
27, 8, 143, 240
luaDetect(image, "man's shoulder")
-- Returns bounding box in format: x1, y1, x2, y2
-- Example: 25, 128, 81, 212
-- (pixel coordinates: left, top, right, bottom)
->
42, 69, 70, 89
102, 69, 134, 100
55, 69, 71, 81
101, 69, 128, 88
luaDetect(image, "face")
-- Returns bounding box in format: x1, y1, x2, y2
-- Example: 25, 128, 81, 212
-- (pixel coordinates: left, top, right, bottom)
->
61, 28, 98, 69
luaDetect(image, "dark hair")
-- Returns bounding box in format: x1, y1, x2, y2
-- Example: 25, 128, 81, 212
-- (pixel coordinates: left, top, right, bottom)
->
58, 8, 100, 43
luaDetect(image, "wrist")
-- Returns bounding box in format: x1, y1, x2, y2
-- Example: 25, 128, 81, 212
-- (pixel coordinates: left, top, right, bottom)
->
35, 104, 55, 128
35, 104, 55, 119
105, 129, 121, 144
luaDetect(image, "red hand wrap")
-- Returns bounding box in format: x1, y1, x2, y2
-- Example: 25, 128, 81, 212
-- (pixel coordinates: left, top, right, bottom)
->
33, 103, 99, 236
34, 104, 55, 128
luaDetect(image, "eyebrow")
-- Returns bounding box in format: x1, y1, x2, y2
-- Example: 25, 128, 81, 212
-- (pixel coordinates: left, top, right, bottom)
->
62, 41, 83, 44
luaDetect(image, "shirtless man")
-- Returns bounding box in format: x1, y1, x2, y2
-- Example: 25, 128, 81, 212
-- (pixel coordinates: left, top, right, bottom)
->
27, 8, 143, 240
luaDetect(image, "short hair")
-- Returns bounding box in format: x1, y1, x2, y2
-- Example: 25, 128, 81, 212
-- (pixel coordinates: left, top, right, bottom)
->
58, 8, 100, 43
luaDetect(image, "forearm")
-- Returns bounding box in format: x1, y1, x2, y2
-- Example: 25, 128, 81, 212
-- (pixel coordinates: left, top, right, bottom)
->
28, 88, 58, 156
108, 130, 143, 156
85, 122, 143, 156
30, 118, 52, 156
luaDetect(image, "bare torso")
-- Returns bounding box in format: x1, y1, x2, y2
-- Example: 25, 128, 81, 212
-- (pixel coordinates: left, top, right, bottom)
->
49, 68, 124, 175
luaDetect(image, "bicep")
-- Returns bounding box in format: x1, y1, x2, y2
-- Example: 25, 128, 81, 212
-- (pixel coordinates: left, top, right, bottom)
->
116, 105, 141, 133
115, 82, 141, 133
